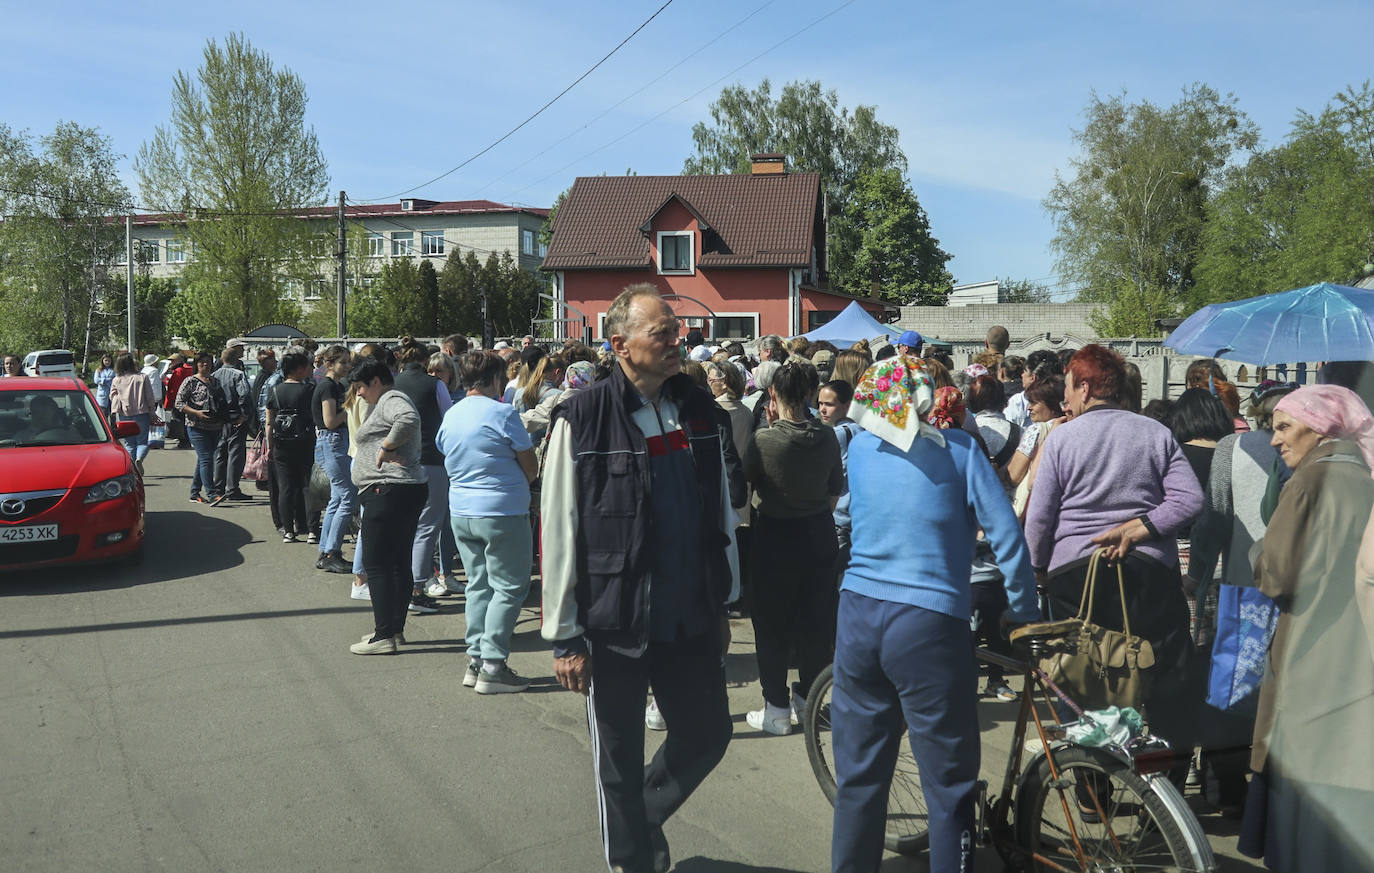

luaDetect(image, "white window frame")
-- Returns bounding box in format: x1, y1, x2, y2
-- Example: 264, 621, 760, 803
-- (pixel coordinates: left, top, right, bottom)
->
710, 312, 760, 340
366, 232, 385, 258
304, 279, 327, 301
521, 228, 535, 256
391, 231, 414, 256
656, 231, 693, 275
166, 239, 186, 263
538, 239, 548, 258
421, 230, 445, 256
138, 240, 160, 263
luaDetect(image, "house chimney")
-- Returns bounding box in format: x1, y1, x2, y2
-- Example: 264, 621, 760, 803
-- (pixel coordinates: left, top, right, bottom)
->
750, 153, 786, 175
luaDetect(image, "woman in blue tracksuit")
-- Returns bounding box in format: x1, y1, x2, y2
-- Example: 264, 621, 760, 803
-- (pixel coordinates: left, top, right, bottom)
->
830, 355, 1039, 873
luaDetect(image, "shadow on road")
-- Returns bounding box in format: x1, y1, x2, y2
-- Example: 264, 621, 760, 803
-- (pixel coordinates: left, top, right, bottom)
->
0, 605, 368, 639
675, 858, 812, 873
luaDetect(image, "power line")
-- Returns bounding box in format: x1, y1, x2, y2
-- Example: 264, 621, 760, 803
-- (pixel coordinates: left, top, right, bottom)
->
474, 0, 776, 197
356, 0, 677, 203
505, 0, 858, 201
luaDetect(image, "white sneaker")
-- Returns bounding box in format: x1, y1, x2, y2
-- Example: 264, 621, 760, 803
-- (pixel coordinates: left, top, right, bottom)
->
645, 698, 667, 731
350, 583, 370, 601
425, 578, 460, 598
746, 704, 793, 736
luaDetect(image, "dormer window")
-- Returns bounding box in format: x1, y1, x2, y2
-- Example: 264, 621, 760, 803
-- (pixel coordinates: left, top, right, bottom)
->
657, 231, 694, 275
400, 199, 415, 211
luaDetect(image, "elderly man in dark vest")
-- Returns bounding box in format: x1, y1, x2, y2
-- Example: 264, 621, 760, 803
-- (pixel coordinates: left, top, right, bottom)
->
542, 284, 739, 873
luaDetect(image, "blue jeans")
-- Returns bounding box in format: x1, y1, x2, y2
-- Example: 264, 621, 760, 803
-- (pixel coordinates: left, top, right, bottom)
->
315, 429, 356, 555
830, 591, 979, 873
187, 427, 222, 497
452, 514, 533, 662
437, 519, 457, 576
410, 465, 448, 588
118, 412, 150, 462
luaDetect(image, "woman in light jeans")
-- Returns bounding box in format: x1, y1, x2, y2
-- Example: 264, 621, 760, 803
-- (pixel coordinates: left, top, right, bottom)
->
312, 345, 355, 574
436, 351, 538, 694
109, 352, 155, 475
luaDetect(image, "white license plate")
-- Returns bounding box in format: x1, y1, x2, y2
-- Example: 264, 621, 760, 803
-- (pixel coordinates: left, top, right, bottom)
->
0, 524, 58, 543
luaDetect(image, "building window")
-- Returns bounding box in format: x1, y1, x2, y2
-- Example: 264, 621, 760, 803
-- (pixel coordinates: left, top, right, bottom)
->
138, 240, 160, 263
304, 280, 327, 301
367, 232, 385, 258
807, 310, 841, 331
521, 229, 535, 256
538, 240, 548, 258
713, 314, 758, 340
166, 240, 186, 263
421, 230, 445, 256
656, 231, 693, 275
391, 231, 413, 256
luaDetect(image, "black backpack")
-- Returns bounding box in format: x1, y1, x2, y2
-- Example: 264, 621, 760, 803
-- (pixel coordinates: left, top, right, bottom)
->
270, 384, 308, 441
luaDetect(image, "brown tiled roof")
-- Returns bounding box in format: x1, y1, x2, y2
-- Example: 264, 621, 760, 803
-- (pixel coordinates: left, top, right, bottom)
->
542, 173, 822, 270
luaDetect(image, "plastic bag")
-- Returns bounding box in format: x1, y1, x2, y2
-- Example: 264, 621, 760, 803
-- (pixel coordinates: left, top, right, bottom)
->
1065, 706, 1144, 748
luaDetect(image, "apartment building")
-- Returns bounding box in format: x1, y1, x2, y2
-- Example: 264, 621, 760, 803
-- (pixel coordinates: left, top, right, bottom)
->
121, 198, 550, 299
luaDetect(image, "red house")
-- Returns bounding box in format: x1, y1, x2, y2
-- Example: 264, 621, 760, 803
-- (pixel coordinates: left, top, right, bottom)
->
541, 154, 895, 341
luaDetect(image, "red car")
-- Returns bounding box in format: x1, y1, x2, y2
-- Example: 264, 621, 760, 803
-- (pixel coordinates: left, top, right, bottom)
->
0, 376, 145, 570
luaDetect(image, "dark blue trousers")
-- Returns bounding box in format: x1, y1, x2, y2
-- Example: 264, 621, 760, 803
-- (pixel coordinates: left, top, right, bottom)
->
831, 590, 979, 873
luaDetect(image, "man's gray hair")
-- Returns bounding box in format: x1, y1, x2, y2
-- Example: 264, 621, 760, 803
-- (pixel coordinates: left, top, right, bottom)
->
759, 335, 785, 354
605, 283, 666, 339
754, 360, 782, 391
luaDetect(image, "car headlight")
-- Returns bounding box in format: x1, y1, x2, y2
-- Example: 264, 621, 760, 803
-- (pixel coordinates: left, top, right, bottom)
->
84, 474, 137, 504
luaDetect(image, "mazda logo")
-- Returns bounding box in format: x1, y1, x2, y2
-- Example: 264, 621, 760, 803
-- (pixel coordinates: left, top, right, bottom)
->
0, 498, 24, 517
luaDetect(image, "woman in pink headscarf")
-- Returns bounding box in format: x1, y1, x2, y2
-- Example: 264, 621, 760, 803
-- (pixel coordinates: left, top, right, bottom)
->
1240, 384, 1374, 872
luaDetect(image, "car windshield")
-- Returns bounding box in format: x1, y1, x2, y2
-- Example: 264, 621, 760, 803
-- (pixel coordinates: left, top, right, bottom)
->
0, 390, 108, 447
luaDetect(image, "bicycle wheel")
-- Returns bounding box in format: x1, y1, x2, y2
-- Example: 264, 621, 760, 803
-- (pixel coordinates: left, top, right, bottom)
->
803, 664, 930, 856
1014, 745, 1212, 872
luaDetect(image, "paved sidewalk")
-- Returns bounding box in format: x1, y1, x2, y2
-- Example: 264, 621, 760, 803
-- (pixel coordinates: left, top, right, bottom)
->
0, 447, 1265, 872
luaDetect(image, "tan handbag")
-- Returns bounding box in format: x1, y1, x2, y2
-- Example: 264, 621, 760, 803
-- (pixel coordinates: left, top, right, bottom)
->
1038, 549, 1156, 710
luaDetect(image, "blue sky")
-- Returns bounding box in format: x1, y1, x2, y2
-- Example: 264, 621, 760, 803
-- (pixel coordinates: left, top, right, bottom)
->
4, 0, 1371, 293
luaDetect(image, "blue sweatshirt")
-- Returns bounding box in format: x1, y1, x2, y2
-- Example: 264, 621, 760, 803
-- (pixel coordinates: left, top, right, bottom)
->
843, 427, 1038, 623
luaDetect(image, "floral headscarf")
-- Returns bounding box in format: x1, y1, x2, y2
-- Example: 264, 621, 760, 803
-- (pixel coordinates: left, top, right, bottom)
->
849, 354, 944, 451
928, 386, 966, 431
963, 363, 989, 380
562, 361, 595, 391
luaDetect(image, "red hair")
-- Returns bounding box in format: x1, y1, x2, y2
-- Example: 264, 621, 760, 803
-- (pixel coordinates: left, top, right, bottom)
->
1067, 344, 1125, 404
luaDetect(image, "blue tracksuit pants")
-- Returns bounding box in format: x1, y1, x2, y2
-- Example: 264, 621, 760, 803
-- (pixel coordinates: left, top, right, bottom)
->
831, 590, 979, 873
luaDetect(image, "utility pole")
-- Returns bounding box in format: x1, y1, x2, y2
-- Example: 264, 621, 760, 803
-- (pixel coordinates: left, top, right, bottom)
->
481, 283, 492, 349
126, 216, 135, 353
336, 190, 347, 339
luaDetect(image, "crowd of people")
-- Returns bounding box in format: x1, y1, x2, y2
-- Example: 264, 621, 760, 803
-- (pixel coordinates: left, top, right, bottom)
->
12, 287, 1372, 873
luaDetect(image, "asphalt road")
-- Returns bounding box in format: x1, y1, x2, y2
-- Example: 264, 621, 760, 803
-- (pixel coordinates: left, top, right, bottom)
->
1, 447, 1264, 873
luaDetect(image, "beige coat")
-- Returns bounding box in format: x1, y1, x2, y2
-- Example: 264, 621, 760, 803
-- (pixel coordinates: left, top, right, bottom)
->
1251, 439, 1374, 791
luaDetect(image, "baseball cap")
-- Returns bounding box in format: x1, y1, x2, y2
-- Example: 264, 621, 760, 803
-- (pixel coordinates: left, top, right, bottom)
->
897, 330, 923, 349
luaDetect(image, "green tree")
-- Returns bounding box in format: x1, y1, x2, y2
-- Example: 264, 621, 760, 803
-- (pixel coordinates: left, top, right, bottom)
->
134, 32, 329, 348
0, 122, 131, 358
683, 79, 911, 290
830, 168, 952, 305
99, 274, 180, 353
1196, 83, 1374, 304
1045, 84, 1258, 335
998, 278, 1055, 304
436, 250, 546, 339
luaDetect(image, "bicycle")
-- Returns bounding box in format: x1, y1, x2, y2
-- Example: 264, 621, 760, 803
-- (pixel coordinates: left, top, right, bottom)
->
804, 625, 1217, 871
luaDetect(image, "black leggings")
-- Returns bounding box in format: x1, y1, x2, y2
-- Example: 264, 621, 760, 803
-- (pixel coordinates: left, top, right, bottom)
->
272, 440, 314, 537
749, 511, 839, 708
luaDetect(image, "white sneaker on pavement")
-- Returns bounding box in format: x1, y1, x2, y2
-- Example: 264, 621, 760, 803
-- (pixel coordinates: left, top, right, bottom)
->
645, 698, 667, 731
746, 703, 793, 736
425, 579, 449, 599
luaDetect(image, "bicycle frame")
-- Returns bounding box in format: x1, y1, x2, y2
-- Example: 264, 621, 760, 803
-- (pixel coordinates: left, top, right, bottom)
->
976, 645, 1168, 872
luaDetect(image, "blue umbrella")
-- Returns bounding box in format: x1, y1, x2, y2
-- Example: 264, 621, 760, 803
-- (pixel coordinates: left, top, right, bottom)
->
1165, 282, 1374, 364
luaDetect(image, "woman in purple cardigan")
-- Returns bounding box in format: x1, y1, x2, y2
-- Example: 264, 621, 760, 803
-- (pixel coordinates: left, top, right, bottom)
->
1024, 344, 1204, 777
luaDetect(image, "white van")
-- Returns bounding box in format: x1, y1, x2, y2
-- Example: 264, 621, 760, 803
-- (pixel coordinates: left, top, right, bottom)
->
23, 349, 77, 377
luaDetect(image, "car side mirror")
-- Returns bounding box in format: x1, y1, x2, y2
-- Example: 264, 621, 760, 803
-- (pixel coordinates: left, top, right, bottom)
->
113, 421, 141, 438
